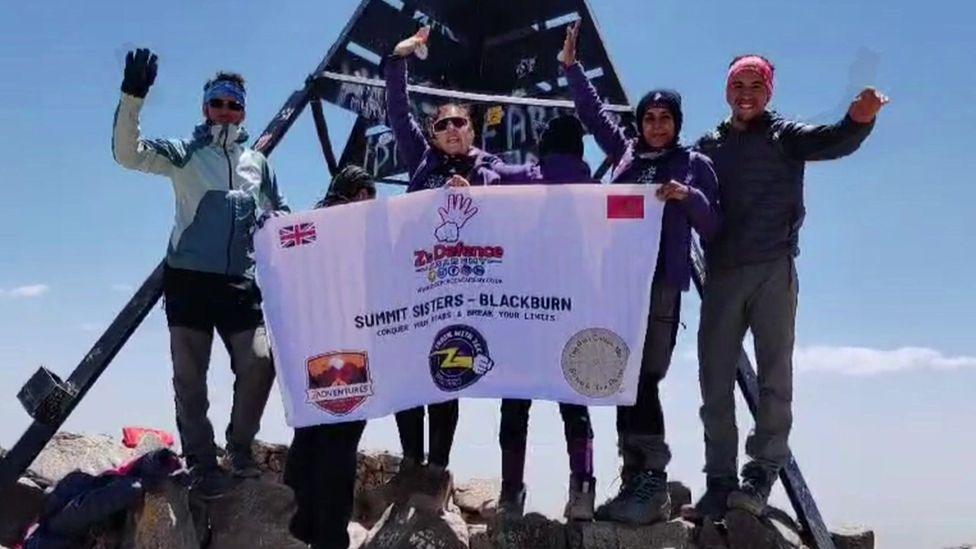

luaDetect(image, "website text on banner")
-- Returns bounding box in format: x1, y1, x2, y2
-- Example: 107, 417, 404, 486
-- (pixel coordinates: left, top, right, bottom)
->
255, 185, 664, 427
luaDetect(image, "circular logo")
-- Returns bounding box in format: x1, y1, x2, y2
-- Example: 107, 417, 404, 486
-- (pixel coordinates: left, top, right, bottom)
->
429, 324, 491, 392
449, 265, 461, 277
561, 328, 629, 397
473, 265, 486, 276
437, 266, 449, 279
461, 264, 472, 276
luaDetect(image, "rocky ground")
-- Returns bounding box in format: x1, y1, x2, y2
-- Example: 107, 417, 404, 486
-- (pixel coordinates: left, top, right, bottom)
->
0, 432, 886, 548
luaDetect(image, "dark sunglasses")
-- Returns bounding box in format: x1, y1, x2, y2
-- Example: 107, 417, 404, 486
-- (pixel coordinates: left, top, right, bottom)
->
432, 116, 469, 133
207, 98, 244, 112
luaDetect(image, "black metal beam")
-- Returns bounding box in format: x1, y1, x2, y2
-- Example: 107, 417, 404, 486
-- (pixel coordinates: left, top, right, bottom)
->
0, 261, 166, 489
309, 97, 340, 176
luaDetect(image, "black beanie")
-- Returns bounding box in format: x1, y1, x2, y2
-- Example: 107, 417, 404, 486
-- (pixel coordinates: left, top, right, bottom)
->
317, 165, 375, 208
635, 89, 683, 147
539, 115, 585, 158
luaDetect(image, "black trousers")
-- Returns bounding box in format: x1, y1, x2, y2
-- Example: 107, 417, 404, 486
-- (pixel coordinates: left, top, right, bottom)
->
394, 400, 458, 467
284, 421, 366, 549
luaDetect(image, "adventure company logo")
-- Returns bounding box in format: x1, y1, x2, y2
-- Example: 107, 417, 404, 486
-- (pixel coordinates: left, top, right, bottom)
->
414, 193, 504, 292
305, 351, 373, 415
561, 328, 629, 398
429, 324, 495, 392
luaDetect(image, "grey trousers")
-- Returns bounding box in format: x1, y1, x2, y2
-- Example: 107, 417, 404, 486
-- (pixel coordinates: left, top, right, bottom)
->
698, 257, 798, 479
170, 325, 275, 467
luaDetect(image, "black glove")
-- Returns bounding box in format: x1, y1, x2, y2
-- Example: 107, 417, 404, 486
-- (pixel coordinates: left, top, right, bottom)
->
121, 48, 158, 98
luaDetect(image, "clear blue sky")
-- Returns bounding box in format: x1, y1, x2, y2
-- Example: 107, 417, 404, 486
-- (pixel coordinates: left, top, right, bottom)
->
1, 1, 974, 547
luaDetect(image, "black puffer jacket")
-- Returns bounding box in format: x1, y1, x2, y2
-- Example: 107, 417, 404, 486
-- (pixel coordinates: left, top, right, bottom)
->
695, 111, 874, 269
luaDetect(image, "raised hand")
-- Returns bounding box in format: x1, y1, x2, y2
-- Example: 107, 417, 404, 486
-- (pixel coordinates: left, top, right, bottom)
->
848, 87, 890, 123
434, 193, 478, 242
121, 48, 158, 98
393, 26, 430, 58
558, 20, 581, 66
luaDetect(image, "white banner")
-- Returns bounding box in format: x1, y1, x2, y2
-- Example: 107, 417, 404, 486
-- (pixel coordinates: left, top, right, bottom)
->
255, 185, 663, 427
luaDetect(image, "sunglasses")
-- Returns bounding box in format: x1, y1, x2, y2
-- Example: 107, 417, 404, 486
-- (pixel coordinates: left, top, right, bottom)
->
432, 116, 469, 133
207, 98, 244, 112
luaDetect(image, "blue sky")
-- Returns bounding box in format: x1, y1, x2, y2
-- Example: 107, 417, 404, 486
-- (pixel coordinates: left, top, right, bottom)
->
1, 1, 974, 547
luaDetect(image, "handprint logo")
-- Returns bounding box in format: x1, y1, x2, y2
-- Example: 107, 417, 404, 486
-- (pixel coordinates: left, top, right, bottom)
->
434, 193, 479, 243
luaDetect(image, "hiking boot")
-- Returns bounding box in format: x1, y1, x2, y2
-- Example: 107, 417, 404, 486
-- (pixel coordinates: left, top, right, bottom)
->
189, 465, 233, 499
594, 470, 670, 525
496, 482, 526, 519
681, 476, 738, 522
563, 475, 596, 521
229, 451, 261, 479
727, 464, 777, 516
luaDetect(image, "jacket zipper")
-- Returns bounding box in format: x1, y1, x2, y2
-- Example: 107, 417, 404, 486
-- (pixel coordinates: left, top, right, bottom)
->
222, 128, 234, 275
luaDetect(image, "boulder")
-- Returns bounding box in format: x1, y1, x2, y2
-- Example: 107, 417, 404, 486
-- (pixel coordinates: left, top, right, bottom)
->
830, 525, 875, 549
29, 433, 133, 484
697, 518, 729, 549
489, 513, 566, 549
207, 478, 306, 549
566, 519, 696, 549
121, 479, 198, 549
667, 482, 693, 520
725, 509, 799, 549
453, 478, 500, 523
363, 497, 468, 549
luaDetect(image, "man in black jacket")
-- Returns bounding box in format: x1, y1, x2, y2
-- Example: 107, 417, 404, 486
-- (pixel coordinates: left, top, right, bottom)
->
691, 55, 888, 518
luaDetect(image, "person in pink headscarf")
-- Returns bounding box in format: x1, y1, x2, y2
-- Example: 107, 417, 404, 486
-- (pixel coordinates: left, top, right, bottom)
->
688, 54, 889, 520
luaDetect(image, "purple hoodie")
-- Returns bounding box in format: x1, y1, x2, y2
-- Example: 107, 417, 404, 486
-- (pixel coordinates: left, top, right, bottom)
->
384, 57, 502, 193
489, 152, 594, 184
564, 62, 720, 291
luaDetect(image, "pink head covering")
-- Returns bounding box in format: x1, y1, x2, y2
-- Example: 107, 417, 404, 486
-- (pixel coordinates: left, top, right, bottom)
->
727, 55, 775, 97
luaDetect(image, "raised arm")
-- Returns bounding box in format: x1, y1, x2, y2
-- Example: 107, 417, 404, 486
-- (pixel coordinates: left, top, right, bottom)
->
112, 49, 181, 176
781, 87, 888, 161
559, 22, 630, 161
384, 28, 431, 175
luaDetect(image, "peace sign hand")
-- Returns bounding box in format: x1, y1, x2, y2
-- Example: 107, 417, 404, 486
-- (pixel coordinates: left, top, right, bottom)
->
558, 21, 581, 67
848, 87, 890, 123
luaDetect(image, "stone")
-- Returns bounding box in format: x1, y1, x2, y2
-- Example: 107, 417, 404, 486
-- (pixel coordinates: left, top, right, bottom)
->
566, 519, 696, 549
0, 477, 44, 547
725, 509, 796, 549
697, 518, 729, 549
453, 478, 500, 523
830, 525, 875, 549
363, 497, 468, 549
29, 433, 133, 484
668, 482, 693, 520
122, 479, 198, 549
207, 478, 307, 549
489, 513, 566, 549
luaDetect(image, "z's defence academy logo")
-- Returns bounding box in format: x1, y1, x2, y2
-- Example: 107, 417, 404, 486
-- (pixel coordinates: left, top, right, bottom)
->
305, 351, 374, 415
414, 193, 504, 289
428, 324, 495, 392
561, 328, 629, 398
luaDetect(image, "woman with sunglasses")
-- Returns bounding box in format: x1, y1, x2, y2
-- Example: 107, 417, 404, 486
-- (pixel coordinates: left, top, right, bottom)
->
386, 26, 503, 193
560, 21, 720, 525
382, 27, 503, 497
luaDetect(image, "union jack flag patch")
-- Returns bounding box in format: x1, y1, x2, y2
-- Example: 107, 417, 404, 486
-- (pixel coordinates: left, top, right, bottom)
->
279, 222, 317, 248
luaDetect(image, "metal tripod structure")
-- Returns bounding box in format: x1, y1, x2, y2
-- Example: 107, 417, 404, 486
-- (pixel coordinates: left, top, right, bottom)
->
1, 2, 836, 546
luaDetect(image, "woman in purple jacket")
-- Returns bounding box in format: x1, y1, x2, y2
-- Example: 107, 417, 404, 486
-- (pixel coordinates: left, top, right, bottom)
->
384, 27, 503, 493
490, 115, 599, 521
386, 27, 502, 192
561, 21, 720, 525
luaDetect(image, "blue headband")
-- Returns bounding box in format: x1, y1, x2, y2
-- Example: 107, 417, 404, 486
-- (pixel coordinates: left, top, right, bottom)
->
204, 80, 246, 107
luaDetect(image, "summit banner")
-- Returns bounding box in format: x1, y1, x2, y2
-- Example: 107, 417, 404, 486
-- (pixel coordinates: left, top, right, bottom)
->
255, 185, 663, 427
